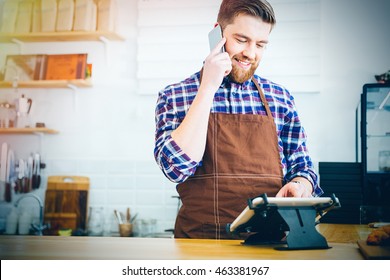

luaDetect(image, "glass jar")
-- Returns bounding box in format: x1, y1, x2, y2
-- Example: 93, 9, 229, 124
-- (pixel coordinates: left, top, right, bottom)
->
0, 102, 16, 128
379, 151, 390, 172
87, 207, 104, 236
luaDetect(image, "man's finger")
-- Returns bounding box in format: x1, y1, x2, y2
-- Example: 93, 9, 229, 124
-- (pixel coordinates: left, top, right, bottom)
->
210, 37, 226, 55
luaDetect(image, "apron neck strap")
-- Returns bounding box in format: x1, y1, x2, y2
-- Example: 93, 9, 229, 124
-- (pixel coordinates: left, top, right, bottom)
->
251, 76, 273, 117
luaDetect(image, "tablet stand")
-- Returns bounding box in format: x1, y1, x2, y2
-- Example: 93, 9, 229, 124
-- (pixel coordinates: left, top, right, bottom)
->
227, 193, 340, 250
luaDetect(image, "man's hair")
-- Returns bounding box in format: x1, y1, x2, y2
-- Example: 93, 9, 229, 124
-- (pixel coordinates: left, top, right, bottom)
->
217, 0, 276, 30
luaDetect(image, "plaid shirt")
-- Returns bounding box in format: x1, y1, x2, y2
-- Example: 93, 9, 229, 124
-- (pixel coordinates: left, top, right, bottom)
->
154, 71, 323, 196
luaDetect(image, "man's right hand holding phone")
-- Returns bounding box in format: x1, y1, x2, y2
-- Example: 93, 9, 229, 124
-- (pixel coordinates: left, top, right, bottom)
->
200, 38, 232, 96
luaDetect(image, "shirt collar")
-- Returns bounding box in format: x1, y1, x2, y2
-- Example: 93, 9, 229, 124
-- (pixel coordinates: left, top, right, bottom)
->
197, 69, 254, 91
220, 76, 254, 91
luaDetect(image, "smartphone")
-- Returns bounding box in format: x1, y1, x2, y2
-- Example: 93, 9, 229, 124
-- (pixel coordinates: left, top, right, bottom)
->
208, 24, 225, 53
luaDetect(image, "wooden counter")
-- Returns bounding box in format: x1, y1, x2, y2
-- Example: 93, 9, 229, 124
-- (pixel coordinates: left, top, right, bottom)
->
0, 224, 375, 260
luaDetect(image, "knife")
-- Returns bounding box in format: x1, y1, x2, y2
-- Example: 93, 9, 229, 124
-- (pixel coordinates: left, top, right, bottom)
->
0, 142, 8, 202
4, 149, 14, 202
32, 153, 40, 189
27, 155, 33, 192
17, 159, 25, 193
35, 153, 41, 189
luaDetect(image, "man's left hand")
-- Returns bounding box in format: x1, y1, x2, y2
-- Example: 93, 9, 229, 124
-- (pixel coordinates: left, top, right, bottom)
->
276, 178, 313, 198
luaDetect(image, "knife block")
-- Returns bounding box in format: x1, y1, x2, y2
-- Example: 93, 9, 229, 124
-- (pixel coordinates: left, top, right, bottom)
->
44, 176, 89, 235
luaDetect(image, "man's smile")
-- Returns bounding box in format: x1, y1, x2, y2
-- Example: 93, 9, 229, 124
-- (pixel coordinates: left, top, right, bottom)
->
233, 57, 253, 70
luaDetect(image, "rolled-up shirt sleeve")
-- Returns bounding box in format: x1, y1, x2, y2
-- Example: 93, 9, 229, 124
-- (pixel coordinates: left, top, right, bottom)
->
154, 89, 199, 183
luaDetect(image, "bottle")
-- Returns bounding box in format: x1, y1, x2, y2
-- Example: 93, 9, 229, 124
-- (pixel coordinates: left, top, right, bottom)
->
5, 208, 18, 235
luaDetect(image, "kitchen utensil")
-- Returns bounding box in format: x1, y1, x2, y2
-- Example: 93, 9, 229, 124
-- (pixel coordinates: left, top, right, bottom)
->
0, 142, 8, 202
114, 209, 123, 224
126, 207, 130, 223
32, 155, 37, 189
15, 158, 25, 193
44, 176, 90, 235
4, 149, 14, 202
27, 155, 33, 192
32, 153, 41, 189
130, 213, 138, 223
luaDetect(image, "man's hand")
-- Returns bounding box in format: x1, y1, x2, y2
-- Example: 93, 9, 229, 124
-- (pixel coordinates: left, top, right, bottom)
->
200, 37, 232, 94
276, 177, 313, 198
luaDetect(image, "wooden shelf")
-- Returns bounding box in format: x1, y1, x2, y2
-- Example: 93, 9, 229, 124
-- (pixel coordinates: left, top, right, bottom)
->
0, 31, 125, 43
0, 127, 59, 134
0, 79, 92, 88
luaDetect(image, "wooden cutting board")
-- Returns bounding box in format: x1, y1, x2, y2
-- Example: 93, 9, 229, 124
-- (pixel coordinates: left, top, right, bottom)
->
357, 240, 390, 259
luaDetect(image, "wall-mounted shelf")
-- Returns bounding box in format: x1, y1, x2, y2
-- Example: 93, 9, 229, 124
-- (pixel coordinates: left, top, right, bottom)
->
0, 128, 58, 134
0, 79, 92, 89
0, 31, 125, 43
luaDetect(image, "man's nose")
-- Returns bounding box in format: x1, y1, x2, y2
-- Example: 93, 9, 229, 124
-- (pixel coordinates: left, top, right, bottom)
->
242, 43, 256, 61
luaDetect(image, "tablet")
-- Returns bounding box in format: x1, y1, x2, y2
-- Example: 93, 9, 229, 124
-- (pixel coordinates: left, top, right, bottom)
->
228, 197, 334, 233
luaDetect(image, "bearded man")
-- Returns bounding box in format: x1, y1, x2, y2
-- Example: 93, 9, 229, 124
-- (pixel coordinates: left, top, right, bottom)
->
154, 0, 323, 239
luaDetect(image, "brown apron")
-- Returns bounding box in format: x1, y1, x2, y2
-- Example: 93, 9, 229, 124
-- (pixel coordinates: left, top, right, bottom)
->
175, 77, 283, 239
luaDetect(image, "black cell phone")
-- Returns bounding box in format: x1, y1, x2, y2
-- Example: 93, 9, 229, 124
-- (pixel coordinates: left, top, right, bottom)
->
208, 24, 225, 53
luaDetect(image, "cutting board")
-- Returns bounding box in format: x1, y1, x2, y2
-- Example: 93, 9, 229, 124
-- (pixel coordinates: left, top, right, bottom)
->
357, 240, 390, 259
44, 176, 89, 235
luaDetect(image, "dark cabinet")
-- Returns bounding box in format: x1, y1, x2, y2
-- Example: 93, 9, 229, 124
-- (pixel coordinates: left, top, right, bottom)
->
318, 162, 362, 224
319, 83, 390, 224
358, 83, 390, 223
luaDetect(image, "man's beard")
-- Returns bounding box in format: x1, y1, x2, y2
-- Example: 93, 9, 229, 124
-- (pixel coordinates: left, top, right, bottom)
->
228, 55, 259, 83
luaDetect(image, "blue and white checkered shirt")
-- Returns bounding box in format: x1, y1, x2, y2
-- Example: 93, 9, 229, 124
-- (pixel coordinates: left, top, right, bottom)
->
154, 71, 323, 197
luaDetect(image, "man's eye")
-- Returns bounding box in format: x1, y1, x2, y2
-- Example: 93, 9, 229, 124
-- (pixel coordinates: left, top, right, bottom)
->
237, 39, 246, 43
257, 44, 266, 49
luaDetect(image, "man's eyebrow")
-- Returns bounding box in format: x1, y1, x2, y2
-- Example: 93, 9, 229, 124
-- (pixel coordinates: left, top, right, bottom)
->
234, 33, 269, 44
